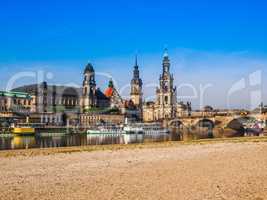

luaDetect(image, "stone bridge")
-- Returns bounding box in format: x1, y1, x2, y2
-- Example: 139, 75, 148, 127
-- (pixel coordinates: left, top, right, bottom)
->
167, 113, 267, 129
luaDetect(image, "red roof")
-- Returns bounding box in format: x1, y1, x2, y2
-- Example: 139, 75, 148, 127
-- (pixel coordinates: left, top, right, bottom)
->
104, 87, 113, 97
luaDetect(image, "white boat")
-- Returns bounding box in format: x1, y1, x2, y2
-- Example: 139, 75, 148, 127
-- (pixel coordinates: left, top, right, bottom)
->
121, 126, 144, 144
132, 122, 170, 135
123, 126, 144, 135
87, 119, 167, 136
87, 125, 144, 135
87, 126, 124, 135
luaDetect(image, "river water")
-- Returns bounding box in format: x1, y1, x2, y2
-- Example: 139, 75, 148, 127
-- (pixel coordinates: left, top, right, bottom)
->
0, 133, 176, 150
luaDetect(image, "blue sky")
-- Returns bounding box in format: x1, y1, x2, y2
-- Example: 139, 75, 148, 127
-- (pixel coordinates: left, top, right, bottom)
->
0, 0, 267, 109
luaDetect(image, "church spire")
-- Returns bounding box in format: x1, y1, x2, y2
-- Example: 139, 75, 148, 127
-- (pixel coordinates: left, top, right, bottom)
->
133, 55, 140, 79
162, 48, 170, 73
130, 55, 143, 107
135, 54, 138, 67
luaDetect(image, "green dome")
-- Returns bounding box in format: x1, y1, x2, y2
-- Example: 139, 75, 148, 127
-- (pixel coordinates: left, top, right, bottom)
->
84, 63, 94, 74
108, 79, 114, 88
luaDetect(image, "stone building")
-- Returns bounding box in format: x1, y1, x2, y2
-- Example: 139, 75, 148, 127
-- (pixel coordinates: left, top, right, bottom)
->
142, 101, 156, 122
0, 91, 35, 113
104, 79, 124, 109
80, 113, 125, 127
176, 101, 189, 117
12, 63, 111, 115
1, 56, 191, 125
143, 49, 178, 122
5, 63, 121, 126
80, 63, 110, 111
130, 56, 143, 108
12, 82, 81, 114
127, 56, 143, 120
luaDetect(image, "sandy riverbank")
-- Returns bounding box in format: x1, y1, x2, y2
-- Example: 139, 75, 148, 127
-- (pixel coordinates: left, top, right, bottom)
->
0, 140, 267, 200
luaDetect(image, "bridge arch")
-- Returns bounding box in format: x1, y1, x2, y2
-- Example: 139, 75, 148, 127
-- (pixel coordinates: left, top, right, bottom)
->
168, 119, 188, 141
194, 118, 215, 129
168, 119, 184, 128
193, 118, 215, 138
226, 116, 257, 137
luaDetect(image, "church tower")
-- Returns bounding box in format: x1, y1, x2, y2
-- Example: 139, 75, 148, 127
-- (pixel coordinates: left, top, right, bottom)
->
81, 63, 97, 111
155, 49, 177, 119
130, 56, 143, 107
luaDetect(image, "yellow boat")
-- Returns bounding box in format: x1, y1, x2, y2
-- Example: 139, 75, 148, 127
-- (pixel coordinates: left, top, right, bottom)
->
12, 127, 35, 135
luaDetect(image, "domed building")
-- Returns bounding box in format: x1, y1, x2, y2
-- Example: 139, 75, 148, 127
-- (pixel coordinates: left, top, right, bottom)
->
11, 63, 113, 114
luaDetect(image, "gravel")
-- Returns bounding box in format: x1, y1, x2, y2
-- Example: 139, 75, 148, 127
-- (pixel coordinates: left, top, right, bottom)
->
0, 142, 267, 200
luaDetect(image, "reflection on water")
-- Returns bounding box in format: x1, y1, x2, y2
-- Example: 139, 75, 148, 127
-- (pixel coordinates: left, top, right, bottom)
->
0, 133, 174, 150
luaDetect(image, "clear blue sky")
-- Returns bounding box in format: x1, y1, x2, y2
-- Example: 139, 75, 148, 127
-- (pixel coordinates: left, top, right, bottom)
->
0, 0, 266, 61
0, 0, 267, 109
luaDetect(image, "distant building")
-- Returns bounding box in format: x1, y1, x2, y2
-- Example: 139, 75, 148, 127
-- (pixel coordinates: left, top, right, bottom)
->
143, 49, 186, 122
142, 101, 156, 122
3, 63, 124, 126
12, 82, 80, 113
176, 101, 188, 117
81, 63, 110, 111
130, 56, 143, 108
0, 91, 34, 113
80, 113, 125, 127
12, 63, 113, 115
104, 79, 124, 109
0, 55, 193, 125
128, 56, 143, 120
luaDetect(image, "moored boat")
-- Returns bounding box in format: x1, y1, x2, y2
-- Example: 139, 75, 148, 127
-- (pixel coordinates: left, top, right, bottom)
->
12, 127, 35, 135
87, 124, 125, 135
11, 123, 35, 135
132, 122, 170, 135
87, 124, 145, 135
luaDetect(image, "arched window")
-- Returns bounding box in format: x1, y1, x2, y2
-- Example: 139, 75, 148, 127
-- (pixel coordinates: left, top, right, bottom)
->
84, 87, 87, 95
165, 96, 168, 104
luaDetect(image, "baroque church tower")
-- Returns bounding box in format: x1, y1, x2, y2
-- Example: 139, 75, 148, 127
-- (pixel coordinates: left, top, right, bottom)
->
130, 56, 143, 107
155, 49, 177, 119
81, 63, 97, 111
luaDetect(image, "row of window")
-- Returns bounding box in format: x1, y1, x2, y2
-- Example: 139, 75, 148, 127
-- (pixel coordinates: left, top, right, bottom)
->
0, 106, 7, 111
81, 116, 101, 121
39, 97, 79, 106
13, 99, 32, 106
41, 116, 62, 123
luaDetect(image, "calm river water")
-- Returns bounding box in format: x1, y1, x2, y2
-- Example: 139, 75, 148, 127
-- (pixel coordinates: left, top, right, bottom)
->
0, 133, 176, 150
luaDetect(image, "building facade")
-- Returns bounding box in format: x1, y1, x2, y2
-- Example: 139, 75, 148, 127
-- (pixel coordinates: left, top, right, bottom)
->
0, 91, 35, 113
11, 63, 111, 115
80, 113, 125, 127
143, 50, 179, 121
1, 55, 189, 125
130, 56, 143, 107
1, 63, 121, 125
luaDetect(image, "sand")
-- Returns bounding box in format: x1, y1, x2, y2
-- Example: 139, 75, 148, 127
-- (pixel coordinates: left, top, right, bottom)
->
0, 142, 267, 200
